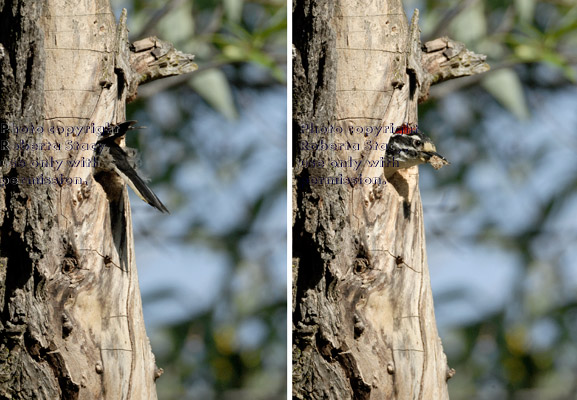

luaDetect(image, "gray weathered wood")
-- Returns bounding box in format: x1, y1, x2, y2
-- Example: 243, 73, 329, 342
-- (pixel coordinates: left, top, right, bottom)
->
0, 1, 194, 398
293, 0, 485, 398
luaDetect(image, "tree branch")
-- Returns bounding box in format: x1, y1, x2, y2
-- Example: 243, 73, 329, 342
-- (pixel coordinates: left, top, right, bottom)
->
419, 36, 490, 102
128, 36, 197, 102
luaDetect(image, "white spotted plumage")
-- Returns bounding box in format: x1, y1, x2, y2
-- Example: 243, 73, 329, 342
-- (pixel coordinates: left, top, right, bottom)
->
384, 130, 449, 170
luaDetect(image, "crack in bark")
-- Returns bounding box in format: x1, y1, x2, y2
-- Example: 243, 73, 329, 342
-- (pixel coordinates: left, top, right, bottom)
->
24, 333, 80, 399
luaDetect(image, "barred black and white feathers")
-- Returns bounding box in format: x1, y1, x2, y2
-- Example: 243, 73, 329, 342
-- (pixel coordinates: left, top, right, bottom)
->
385, 126, 449, 170
95, 121, 169, 213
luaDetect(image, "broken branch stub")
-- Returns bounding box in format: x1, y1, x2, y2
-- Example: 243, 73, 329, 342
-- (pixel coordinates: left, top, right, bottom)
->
419, 36, 490, 102
128, 36, 197, 102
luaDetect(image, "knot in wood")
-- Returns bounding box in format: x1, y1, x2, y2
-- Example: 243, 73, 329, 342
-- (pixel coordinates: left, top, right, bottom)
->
353, 258, 369, 275
80, 180, 91, 200
353, 314, 365, 338
62, 314, 73, 337
61, 257, 78, 274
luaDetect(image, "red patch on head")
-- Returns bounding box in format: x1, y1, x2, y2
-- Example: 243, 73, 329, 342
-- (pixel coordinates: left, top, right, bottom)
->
394, 123, 418, 135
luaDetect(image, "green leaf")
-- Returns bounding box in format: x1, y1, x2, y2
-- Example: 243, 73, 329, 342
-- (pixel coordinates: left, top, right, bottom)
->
157, 2, 195, 45
222, 44, 245, 61
255, 8, 287, 40
482, 69, 529, 120
189, 69, 238, 120
514, 43, 541, 62
450, 1, 486, 43
515, 0, 536, 23
224, 0, 243, 24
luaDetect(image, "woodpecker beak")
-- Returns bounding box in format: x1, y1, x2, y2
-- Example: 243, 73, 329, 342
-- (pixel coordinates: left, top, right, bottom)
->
422, 151, 448, 162
424, 151, 450, 170
420, 141, 449, 165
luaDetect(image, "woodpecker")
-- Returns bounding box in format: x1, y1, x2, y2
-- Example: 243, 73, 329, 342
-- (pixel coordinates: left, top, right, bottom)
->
385, 125, 449, 171
95, 121, 169, 213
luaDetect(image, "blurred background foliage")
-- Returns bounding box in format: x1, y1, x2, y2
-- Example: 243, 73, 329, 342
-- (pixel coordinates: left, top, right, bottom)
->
404, 0, 577, 399
109, 0, 286, 399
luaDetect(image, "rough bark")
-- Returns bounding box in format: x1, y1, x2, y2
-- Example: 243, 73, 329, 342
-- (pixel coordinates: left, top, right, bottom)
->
0, 1, 194, 399
292, 0, 487, 399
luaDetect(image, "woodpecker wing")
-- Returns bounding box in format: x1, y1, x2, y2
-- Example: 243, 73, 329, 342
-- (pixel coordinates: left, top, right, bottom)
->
107, 144, 170, 213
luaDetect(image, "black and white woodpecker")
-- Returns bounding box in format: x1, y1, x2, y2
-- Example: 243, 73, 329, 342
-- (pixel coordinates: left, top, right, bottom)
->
94, 121, 169, 213
384, 124, 449, 171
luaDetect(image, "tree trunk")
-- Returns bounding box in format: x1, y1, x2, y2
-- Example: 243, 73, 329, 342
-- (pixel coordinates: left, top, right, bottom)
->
292, 0, 487, 399
0, 1, 194, 398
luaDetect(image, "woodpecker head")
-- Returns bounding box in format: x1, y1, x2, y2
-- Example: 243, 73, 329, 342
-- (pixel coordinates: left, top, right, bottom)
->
99, 120, 138, 144
385, 128, 449, 170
